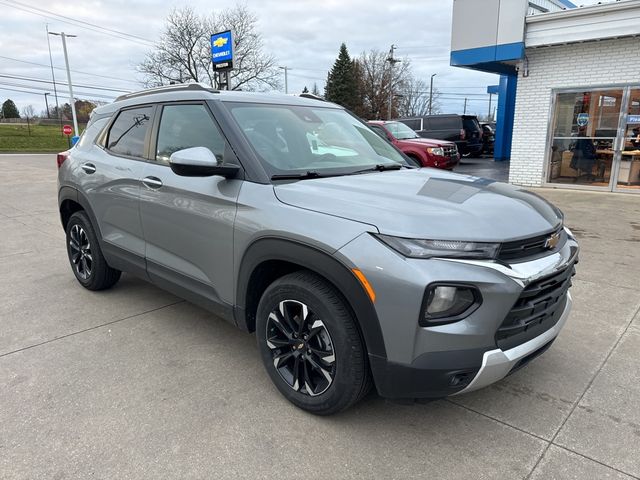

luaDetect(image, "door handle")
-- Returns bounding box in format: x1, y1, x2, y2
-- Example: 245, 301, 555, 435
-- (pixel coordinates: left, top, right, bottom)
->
81, 163, 96, 174
142, 176, 163, 189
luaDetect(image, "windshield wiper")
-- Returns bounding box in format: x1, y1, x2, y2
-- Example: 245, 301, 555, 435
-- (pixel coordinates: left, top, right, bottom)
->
348, 163, 405, 175
271, 170, 324, 180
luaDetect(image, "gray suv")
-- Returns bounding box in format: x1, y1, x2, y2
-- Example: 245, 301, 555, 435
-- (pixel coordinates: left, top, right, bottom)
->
57, 84, 578, 415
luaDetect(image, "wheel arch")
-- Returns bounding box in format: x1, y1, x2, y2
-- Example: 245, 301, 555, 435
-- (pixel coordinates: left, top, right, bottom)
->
58, 187, 103, 243
235, 237, 387, 359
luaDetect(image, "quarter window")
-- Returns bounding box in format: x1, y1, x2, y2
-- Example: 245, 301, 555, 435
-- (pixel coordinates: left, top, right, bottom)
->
106, 106, 153, 158
156, 104, 225, 164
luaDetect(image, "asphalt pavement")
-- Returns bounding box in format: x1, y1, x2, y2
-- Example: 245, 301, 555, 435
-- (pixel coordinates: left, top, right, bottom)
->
1, 154, 639, 479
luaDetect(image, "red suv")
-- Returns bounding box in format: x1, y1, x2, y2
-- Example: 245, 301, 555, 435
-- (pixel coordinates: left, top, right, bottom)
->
368, 120, 460, 169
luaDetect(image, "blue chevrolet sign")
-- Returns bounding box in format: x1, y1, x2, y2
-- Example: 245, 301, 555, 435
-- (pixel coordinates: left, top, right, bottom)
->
211, 30, 233, 70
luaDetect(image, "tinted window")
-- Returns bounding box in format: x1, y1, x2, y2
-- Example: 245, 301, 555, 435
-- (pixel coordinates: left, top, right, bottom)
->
107, 107, 152, 158
399, 118, 421, 131
427, 116, 461, 130
462, 117, 481, 133
156, 104, 225, 164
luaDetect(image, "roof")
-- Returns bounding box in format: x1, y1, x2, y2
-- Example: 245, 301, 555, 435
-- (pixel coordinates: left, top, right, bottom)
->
95, 83, 338, 116
526, 0, 640, 48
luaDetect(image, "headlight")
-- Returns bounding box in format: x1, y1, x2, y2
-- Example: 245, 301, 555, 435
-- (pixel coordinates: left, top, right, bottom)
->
421, 284, 481, 325
427, 147, 445, 156
375, 234, 500, 259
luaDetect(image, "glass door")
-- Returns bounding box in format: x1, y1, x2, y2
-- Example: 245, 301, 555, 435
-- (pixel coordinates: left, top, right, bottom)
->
613, 88, 640, 192
548, 90, 624, 189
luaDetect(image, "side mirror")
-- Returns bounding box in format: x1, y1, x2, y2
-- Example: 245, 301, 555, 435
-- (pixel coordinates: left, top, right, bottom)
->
169, 147, 240, 178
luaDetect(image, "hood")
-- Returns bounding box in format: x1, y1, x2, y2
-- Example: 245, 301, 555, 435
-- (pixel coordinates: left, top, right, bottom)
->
273, 169, 562, 241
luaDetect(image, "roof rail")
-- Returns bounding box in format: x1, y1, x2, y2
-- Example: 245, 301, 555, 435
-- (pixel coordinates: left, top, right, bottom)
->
115, 83, 218, 102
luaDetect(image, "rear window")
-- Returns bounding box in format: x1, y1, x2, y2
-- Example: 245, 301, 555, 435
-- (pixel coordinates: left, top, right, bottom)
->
106, 106, 153, 158
427, 116, 461, 130
462, 117, 481, 132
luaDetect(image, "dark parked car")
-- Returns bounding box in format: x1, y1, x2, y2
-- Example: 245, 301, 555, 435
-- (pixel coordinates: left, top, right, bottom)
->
367, 120, 459, 170
397, 114, 483, 157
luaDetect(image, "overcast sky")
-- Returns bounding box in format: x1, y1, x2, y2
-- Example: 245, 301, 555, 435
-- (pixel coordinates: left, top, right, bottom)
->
0, 0, 605, 117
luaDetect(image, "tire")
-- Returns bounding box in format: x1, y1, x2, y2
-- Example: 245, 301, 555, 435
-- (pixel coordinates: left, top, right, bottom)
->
65, 211, 121, 290
256, 271, 372, 415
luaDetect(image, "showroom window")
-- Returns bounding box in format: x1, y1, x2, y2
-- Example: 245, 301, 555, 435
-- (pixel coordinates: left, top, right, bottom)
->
547, 87, 640, 192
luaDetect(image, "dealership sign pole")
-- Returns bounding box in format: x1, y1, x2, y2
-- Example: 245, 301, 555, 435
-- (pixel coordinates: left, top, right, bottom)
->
211, 30, 233, 90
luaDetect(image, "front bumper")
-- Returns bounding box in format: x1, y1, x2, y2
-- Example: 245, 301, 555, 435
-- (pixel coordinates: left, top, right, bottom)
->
336, 228, 578, 400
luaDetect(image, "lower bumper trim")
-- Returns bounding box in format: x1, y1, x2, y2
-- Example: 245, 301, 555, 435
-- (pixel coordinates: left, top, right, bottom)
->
452, 291, 572, 396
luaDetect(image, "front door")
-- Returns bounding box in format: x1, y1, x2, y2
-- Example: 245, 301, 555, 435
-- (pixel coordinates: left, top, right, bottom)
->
139, 103, 241, 310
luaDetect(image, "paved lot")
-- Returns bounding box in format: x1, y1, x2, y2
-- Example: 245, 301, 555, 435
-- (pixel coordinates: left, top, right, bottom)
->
1, 154, 639, 479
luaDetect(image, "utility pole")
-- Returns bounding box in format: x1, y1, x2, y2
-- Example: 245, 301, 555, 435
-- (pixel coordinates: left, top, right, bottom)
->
279, 66, 289, 94
386, 45, 401, 120
428, 73, 437, 115
49, 31, 79, 137
463, 97, 468, 115
46, 24, 63, 135
44, 93, 50, 118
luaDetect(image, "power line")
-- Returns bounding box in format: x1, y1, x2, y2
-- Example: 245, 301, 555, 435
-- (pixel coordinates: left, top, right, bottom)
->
0, 81, 117, 100
0, 55, 140, 85
0, 0, 155, 47
0, 73, 131, 93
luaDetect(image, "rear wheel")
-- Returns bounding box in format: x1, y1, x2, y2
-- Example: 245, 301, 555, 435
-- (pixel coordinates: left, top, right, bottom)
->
256, 271, 372, 415
65, 211, 121, 290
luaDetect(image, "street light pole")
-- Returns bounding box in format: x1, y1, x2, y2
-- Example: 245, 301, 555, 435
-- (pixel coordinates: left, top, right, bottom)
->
49, 31, 79, 137
278, 66, 289, 94
386, 45, 400, 120
428, 73, 437, 115
44, 93, 50, 118
46, 24, 63, 134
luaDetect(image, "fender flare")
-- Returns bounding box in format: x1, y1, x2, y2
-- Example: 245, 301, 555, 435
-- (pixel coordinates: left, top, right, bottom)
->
58, 186, 104, 246
235, 237, 387, 359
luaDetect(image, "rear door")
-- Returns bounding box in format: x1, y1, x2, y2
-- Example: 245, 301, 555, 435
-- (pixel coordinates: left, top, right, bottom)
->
139, 102, 242, 309
80, 105, 153, 272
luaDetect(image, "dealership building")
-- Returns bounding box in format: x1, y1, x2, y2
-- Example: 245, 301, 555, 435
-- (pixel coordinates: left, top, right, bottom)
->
451, 0, 640, 193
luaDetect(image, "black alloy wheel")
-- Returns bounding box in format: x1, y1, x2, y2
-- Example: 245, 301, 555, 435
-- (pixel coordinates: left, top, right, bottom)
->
265, 299, 336, 397
69, 224, 93, 280
65, 211, 121, 290
256, 271, 372, 415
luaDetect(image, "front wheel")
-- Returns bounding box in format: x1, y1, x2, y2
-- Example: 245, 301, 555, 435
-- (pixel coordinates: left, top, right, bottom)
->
256, 271, 372, 415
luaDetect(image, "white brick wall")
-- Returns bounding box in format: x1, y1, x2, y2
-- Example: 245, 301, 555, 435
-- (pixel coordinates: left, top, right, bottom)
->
509, 37, 640, 186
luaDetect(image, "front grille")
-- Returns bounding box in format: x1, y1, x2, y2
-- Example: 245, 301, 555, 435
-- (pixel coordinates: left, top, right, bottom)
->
498, 228, 566, 262
496, 263, 575, 350
443, 145, 458, 157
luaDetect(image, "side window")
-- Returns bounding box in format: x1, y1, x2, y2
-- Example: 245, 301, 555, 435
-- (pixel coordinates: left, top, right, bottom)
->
106, 106, 153, 158
156, 104, 225, 164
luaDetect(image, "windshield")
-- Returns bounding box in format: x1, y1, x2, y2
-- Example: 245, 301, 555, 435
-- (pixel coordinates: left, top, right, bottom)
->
225, 102, 407, 177
385, 121, 420, 140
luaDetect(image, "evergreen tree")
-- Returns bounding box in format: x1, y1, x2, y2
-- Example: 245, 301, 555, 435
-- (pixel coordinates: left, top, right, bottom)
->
302, 86, 309, 93
324, 43, 358, 111
1, 99, 20, 119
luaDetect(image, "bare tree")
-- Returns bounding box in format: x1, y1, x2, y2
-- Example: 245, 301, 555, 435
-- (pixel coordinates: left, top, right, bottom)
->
397, 76, 441, 117
138, 5, 280, 91
353, 49, 411, 120
22, 105, 35, 136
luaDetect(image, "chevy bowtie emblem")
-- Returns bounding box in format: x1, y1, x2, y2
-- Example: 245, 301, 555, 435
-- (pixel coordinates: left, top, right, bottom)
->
545, 232, 560, 250
213, 37, 228, 48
